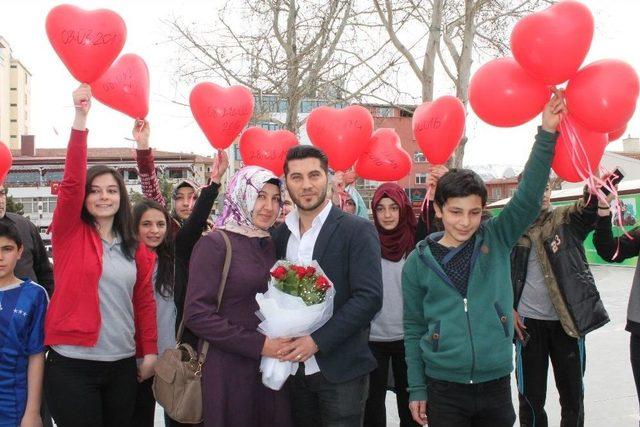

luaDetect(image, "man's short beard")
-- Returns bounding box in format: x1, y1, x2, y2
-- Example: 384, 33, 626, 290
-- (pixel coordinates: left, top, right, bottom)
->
291, 187, 328, 212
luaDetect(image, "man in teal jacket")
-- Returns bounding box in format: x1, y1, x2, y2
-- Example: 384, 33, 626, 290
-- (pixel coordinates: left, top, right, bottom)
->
402, 89, 566, 427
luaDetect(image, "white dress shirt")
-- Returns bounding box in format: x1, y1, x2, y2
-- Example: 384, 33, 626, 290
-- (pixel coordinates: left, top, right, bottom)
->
285, 200, 333, 375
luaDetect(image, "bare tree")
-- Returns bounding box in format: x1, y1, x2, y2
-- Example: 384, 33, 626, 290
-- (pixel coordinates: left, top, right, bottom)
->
167, 0, 399, 133
373, 0, 549, 167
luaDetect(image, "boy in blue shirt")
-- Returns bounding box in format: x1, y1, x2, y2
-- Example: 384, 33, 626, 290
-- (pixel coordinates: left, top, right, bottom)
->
0, 222, 47, 427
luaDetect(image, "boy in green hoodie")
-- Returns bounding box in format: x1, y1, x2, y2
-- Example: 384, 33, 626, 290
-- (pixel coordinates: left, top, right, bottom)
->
403, 89, 566, 427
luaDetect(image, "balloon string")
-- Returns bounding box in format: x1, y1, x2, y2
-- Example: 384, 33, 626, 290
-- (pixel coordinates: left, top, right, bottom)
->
422, 187, 432, 232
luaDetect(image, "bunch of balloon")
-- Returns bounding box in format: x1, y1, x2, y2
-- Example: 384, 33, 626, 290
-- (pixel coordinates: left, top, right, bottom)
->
468, 0, 639, 183
46, 5, 150, 120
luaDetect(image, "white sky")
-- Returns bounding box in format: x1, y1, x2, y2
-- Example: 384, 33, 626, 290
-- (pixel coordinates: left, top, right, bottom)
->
1, 0, 639, 168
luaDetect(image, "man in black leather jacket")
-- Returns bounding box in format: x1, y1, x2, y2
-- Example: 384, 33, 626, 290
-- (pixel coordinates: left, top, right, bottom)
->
511, 179, 609, 427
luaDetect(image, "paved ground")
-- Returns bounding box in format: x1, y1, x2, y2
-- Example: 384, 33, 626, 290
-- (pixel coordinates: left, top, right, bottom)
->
154, 265, 639, 426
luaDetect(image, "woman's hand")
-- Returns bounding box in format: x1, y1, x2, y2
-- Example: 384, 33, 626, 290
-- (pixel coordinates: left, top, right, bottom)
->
541, 87, 567, 133
261, 337, 292, 358
137, 354, 158, 382
210, 150, 229, 184
72, 84, 92, 130
133, 120, 150, 150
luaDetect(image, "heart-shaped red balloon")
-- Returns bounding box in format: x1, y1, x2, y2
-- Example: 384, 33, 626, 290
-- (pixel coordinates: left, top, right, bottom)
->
566, 59, 640, 134
91, 54, 149, 119
412, 96, 465, 165
239, 127, 299, 176
0, 141, 13, 184
608, 124, 627, 143
190, 83, 254, 150
355, 129, 411, 182
46, 4, 126, 83
306, 106, 373, 171
511, 0, 593, 85
552, 116, 608, 183
469, 57, 551, 128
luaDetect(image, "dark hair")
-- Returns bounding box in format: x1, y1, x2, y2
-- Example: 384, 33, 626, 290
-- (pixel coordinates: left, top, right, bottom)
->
434, 168, 487, 207
81, 165, 136, 260
0, 222, 23, 248
284, 145, 329, 175
133, 200, 175, 298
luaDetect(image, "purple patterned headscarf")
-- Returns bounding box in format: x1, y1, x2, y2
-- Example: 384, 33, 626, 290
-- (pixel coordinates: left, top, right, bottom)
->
215, 166, 284, 237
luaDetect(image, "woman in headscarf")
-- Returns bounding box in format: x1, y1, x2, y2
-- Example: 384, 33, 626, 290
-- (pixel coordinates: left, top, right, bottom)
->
364, 183, 420, 427
183, 166, 292, 427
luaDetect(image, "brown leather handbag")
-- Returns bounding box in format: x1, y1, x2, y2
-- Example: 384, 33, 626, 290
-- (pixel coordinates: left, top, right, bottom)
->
153, 230, 232, 424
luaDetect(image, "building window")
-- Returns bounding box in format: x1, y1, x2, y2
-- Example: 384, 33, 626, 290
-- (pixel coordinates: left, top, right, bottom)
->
258, 121, 281, 131
415, 173, 428, 185
492, 187, 502, 200
277, 100, 288, 113
508, 187, 516, 197
10, 87, 16, 91
10, 103, 17, 107
10, 119, 17, 123
413, 151, 426, 163
10, 135, 17, 139
168, 169, 187, 179
233, 143, 242, 161
377, 107, 393, 117
10, 65, 17, 69
301, 100, 321, 113
362, 179, 379, 189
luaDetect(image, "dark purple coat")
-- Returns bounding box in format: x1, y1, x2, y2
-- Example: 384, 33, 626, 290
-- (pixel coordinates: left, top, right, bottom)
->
185, 230, 291, 427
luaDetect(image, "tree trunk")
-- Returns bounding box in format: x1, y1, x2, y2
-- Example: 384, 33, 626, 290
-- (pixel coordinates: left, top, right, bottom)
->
422, 0, 444, 102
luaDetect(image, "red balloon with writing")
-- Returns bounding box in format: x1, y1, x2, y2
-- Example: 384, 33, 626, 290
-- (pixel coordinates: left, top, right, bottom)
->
306, 106, 374, 171
355, 128, 411, 182
412, 96, 465, 165
239, 127, 299, 176
190, 83, 254, 150
46, 4, 126, 83
91, 54, 149, 119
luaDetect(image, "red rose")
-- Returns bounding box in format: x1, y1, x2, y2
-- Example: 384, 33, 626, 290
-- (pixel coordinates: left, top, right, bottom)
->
305, 266, 316, 277
291, 265, 306, 279
314, 276, 330, 291
270, 266, 287, 281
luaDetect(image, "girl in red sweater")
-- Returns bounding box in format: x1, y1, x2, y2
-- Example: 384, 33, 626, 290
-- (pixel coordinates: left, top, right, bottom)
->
44, 85, 158, 427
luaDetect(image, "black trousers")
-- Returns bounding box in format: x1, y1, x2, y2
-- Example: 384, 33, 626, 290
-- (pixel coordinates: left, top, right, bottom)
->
44, 350, 138, 427
364, 340, 419, 427
289, 365, 369, 427
426, 376, 516, 427
515, 318, 585, 427
131, 377, 156, 427
631, 333, 640, 410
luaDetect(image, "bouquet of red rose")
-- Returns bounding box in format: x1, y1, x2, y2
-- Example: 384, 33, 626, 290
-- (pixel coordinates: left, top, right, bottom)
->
255, 260, 335, 390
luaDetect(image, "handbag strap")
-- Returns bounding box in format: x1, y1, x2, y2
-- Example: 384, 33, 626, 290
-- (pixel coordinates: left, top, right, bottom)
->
175, 230, 233, 366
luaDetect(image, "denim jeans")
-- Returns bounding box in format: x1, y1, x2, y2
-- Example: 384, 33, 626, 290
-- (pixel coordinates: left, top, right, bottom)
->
426, 375, 516, 427
289, 365, 369, 427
